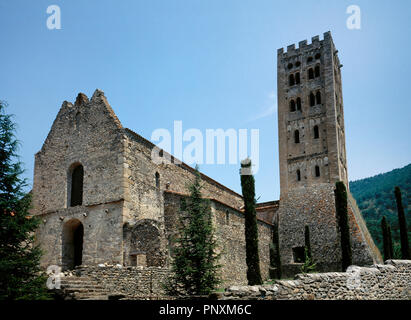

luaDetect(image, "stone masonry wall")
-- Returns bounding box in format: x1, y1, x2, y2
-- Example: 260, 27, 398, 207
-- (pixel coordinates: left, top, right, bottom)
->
221, 260, 411, 300
278, 184, 381, 278
76, 265, 170, 299
164, 192, 273, 286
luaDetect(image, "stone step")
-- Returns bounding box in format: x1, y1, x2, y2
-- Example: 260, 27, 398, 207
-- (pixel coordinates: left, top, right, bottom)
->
55, 275, 111, 300
61, 283, 106, 289
63, 288, 110, 294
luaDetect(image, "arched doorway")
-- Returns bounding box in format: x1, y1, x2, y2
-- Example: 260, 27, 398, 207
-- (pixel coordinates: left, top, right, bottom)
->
62, 219, 84, 270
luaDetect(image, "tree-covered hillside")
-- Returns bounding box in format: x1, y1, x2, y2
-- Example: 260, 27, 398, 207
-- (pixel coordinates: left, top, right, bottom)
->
350, 164, 411, 258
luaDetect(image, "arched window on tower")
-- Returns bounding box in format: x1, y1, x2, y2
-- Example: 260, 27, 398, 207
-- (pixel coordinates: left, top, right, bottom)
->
297, 169, 301, 181
315, 65, 320, 78
314, 125, 319, 139
308, 68, 314, 80
316, 91, 322, 105
290, 100, 296, 112
294, 130, 300, 144
315, 165, 320, 177
296, 97, 302, 111
289, 74, 295, 86
295, 72, 300, 84
310, 93, 315, 107
70, 164, 84, 207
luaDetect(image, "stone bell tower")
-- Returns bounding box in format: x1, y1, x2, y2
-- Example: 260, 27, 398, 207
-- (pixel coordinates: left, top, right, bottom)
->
277, 31, 348, 195
276, 32, 382, 277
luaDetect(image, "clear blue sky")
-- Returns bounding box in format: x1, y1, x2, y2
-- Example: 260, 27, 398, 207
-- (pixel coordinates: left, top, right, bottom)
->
1, 0, 410, 201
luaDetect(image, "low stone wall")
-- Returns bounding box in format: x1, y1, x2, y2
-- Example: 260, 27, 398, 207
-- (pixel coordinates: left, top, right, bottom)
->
76, 265, 171, 299
220, 260, 411, 300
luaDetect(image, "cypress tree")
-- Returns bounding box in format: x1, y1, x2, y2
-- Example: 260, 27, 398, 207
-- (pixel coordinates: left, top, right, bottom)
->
165, 166, 221, 295
394, 186, 410, 259
269, 221, 282, 279
387, 225, 394, 260
381, 216, 391, 260
0, 101, 50, 300
301, 225, 316, 273
334, 181, 352, 271
240, 158, 262, 285
304, 225, 312, 260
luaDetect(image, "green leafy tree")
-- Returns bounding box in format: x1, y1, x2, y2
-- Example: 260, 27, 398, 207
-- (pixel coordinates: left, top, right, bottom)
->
335, 181, 352, 271
0, 101, 50, 300
240, 158, 262, 285
269, 221, 282, 279
394, 186, 410, 259
381, 216, 392, 260
165, 166, 221, 296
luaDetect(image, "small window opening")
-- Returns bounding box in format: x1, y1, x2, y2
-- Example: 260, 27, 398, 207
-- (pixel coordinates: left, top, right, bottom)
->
290, 100, 296, 112
294, 130, 300, 144
308, 68, 314, 80
310, 93, 315, 107
316, 91, 322, 105
296, 97, 301, 111
287, 63, 293, 69
295, 72, 300, 84
315, 65, 320, 78
289, 74, 295, 86
315, 53, 321, 60
314, 125, 319, 139
315, 165, 320, 177
292, 247, 305, 263
155, 172, 160, 189
297, 169, 301, 181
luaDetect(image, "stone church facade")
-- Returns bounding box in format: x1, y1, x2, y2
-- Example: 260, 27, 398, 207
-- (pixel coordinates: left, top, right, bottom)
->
32, 32, 381, 286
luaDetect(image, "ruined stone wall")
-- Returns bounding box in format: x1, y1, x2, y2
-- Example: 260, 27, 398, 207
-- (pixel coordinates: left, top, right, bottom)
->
164, 192, 273, 286
220, 260, 411, 300
76, 265, 170, 298
277, 184, 381, 278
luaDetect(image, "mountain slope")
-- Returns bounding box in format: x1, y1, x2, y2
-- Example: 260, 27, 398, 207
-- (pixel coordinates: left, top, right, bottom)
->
349, 163, 411, 258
